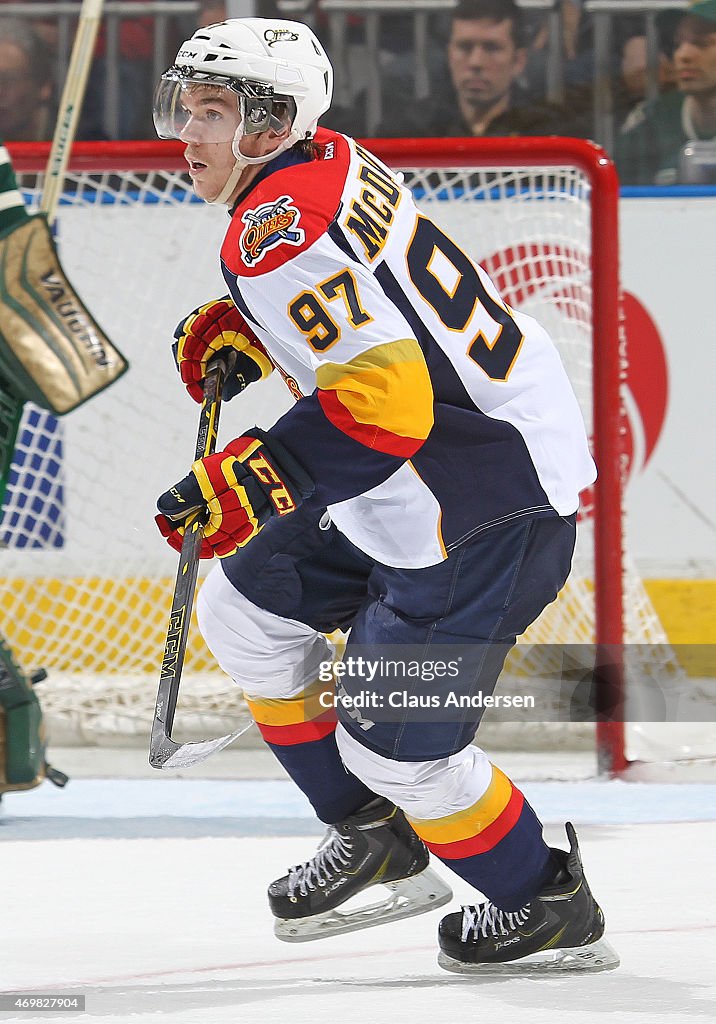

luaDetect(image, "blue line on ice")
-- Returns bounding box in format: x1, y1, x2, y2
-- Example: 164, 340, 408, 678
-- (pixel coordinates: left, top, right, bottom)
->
2, 778, 715, 825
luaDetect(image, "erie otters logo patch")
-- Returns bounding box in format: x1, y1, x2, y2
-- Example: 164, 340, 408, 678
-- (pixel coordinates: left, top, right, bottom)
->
239, 195, 305, 266
264, 28, 299, 46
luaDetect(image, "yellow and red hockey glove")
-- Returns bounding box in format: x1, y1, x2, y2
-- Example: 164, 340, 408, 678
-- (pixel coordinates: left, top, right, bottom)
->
155, 430, 313, 558
173, 297, 273, 403
154, 509, 215, 559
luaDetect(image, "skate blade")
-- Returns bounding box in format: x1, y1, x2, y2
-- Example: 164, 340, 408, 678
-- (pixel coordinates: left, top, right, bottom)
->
274, 866, 453, 943
438, 937, 620, 976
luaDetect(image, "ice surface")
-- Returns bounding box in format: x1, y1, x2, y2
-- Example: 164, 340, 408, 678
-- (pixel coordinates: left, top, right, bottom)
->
1, 769, 715, 1023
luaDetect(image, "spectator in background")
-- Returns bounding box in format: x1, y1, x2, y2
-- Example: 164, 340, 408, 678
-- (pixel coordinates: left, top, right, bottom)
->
374, 0, 575, 139
83, 2, 155, 139
81, 1, 194, 139
198, 1, 227, 28
521, 0, 593, 137
621, 34, 675, 106
616, 27, 676, 131
616, 1, 716, 185
524, 0, 593, 93
0, 0, 58, 50
197, 2, 282, 27
0, 18, 54, 141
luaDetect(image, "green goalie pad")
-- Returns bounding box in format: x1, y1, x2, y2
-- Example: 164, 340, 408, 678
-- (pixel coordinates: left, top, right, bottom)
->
0, 383, 23, 511
0, 214, 128, 415
0, 635, 67, 794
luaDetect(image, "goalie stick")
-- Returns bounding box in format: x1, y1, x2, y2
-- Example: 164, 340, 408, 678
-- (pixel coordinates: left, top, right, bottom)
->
149, 354, 252, 770
41, 0, 105, 224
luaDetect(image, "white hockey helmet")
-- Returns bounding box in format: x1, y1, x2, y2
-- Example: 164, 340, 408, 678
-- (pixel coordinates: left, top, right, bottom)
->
153, 18, 333, 156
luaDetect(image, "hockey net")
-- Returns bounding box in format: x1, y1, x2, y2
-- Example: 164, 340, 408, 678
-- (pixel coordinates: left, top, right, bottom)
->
3, 138, 707, 774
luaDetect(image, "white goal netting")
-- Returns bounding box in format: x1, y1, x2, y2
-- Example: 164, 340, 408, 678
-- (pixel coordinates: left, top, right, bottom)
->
3, 144, 702, 770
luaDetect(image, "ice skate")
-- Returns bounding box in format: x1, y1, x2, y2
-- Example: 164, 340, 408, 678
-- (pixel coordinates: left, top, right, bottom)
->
438, 822, 619, 975
269, 797, 453, 941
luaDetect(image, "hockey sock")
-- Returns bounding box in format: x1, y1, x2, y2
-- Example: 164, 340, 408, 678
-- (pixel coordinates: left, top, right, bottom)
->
269, 730, 378, 824
245, 684, 377, 824
406, 764, 552, 912
0, 142, 30, 234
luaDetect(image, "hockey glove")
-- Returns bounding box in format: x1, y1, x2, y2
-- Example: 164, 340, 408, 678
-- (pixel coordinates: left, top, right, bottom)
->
154, 509, 215, 558
173, 297, 273, 403
155, 429, 313, 558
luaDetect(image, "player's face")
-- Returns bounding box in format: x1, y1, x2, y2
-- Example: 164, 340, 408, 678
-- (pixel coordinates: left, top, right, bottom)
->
179, 86, 243, 202
178, 85, 290, 203
448, 18, 527, 112
674, 19, 716, 96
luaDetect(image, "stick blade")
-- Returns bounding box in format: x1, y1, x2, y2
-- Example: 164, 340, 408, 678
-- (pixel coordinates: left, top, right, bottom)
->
149, 719, 253, 770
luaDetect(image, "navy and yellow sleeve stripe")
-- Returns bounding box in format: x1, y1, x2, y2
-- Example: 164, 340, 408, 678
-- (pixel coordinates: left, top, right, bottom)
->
269, 338, 434, 506
315, 339, 434, 457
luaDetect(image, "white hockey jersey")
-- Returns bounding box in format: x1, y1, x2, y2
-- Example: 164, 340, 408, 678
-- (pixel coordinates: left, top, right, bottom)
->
220, 128, 596, 568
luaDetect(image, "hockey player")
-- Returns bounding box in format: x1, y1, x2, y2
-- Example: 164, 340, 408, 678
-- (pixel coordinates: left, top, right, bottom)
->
152, 18, 619, 974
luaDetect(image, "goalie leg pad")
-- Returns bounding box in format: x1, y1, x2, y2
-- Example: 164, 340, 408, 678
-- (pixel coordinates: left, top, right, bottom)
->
0, 215, 128, 414
0, 383, 23, 510
0, 637, 46, 793
0, 637, 67, 793
0, 703, 45, 792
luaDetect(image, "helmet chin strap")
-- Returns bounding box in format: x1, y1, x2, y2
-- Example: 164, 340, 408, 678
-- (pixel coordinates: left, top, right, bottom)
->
207, 156, 247, 206
233, 131, 298, 167
207, 128, 299, 205
204, 121, 303, 205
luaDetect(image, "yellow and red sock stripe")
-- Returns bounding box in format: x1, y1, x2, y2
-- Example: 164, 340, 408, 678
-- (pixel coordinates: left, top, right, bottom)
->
315, 339, 434, 457
244, 677, 337, 746
406, 764, 524, 860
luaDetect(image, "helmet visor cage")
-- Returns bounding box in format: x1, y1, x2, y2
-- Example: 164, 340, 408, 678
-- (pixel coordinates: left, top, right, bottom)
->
153, 69, 296, 145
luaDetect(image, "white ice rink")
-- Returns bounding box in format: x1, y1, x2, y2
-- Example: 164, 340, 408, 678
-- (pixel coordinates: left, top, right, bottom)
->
1, 748, 715, 1024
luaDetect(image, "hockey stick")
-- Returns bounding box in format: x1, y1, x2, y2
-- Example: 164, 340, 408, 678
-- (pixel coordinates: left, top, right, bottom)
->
41, 0, 106, 225
149, 354, 252, 770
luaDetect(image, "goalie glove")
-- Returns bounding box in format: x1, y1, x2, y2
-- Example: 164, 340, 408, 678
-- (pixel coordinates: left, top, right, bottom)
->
155, 429, 314, 558
173, 297, 273, 403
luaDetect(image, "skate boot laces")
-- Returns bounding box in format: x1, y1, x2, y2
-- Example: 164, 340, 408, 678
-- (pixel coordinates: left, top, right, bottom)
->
287, 828, 353, 899
461, 901, 530, 942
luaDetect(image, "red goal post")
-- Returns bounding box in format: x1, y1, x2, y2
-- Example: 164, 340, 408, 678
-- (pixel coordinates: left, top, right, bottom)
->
6, 136, 629, 773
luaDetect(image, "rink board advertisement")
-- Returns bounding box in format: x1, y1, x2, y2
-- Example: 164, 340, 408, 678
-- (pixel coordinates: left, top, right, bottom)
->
1, 193, 713, 642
